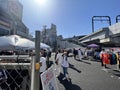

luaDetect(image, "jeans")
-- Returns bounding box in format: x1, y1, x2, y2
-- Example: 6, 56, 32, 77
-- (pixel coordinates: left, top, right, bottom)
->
62, 67, 68, 77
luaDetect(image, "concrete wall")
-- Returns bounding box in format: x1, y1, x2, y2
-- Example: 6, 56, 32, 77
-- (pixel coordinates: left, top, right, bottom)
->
109, 22, 120, 35
79, 22, 120, 44
79, 28, 109, 43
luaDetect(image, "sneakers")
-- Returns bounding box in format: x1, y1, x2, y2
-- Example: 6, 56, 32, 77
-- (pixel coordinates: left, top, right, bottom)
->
62, 77, 71, 81
67, 77, 71, 82
118, 77, 120, 79
66, 74, 70, 78
62, 77, 66, 80
102, 68, 108, 72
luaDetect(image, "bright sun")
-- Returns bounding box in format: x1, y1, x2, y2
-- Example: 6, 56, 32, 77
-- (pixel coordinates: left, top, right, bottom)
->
35, 0, 47, 5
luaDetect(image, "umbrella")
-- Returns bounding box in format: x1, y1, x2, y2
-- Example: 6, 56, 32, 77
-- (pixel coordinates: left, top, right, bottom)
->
87, 44, 99, 48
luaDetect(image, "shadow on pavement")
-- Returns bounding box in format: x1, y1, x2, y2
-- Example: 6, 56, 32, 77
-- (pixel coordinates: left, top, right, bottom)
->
76, 59, 91, 65
112, 70, 120, 77
57, 73, 82, 90
90, 59, 101, 62
114, 73, 120, 77
82, 56, 101, 62
113, 69, 120, 73
105, 68, 120, 77
69, 63, 81, 73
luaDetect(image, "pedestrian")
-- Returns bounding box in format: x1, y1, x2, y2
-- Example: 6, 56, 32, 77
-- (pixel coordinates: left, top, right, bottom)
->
46, 49, 51, 68
54, 50, 61, 77
110, 49, 117, 65
100, 49, 110, 70
61, 51, 70, 81
99, 49, 105, 67
73, 48, 77, 60
39, 52, 47, 90
39, 52, 47, 73
115, 52, 120, 71
78, 48, 83, 60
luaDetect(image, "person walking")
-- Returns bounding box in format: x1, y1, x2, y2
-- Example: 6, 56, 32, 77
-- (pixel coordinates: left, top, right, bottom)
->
115, 52, 120, 71
100, 49, 110, 71
61, 51, 70, 81
78, 48, 83, 60
39, 52, 47, 74
99, 49, 105, 67
73, 48, 77, 60
54, 50, 61, 77
39, 52, 47, 90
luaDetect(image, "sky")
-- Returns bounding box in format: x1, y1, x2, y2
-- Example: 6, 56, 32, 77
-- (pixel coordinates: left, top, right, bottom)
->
19, 0, 120, 38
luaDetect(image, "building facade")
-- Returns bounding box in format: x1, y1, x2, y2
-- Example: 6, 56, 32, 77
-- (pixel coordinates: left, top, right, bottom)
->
0, 0, 23, 20
41, 24, 57, 50
0, 0, 32, 39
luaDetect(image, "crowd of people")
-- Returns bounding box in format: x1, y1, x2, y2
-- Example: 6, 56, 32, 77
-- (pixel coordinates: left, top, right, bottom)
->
53, 47, 120, 81
78, 47, 120, 71
36, 47, 120, 90
0, 47, 120, 89
99, 49, 120, 71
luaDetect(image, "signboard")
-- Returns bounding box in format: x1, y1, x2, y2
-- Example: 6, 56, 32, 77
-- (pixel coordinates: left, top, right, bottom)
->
41, 66, 58, 90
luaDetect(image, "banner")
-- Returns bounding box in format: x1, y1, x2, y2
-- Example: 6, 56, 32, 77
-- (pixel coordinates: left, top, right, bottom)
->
41, 66, 58, 90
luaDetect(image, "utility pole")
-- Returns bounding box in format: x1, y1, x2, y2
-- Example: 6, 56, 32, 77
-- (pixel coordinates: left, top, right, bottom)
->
35, 31, 40, 90
31, 31, 40, 90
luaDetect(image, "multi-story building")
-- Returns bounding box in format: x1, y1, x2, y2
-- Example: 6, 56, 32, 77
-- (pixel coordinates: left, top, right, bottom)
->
41, 24, 57, 50
0, 0, 32, 39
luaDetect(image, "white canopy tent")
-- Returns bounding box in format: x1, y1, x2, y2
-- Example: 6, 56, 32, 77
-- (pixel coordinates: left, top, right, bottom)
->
0, 35, 51, 50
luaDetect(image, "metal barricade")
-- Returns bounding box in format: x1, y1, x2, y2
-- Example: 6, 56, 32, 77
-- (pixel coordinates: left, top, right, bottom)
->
0, 55, 32, 90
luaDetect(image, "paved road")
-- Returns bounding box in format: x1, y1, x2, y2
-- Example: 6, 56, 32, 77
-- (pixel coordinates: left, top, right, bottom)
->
50, 53, 120, 90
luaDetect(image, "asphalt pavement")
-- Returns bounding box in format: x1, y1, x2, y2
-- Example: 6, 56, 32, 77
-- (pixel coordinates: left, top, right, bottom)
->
50, 53, 120, 90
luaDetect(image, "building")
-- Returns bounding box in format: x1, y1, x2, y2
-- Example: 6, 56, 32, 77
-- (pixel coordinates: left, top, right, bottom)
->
41, 24, 57, 50
0, 0, 32, 39
0, 0, 23, 20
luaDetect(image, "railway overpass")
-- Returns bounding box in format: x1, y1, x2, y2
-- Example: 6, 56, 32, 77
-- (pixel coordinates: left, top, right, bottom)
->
79, 22, 120, 47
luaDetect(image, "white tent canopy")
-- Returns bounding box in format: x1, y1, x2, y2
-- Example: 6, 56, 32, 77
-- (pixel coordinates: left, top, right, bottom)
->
0, 35, 50, 50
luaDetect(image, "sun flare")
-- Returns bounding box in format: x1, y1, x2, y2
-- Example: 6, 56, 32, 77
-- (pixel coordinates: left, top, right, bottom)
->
35, 0, 47, 5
